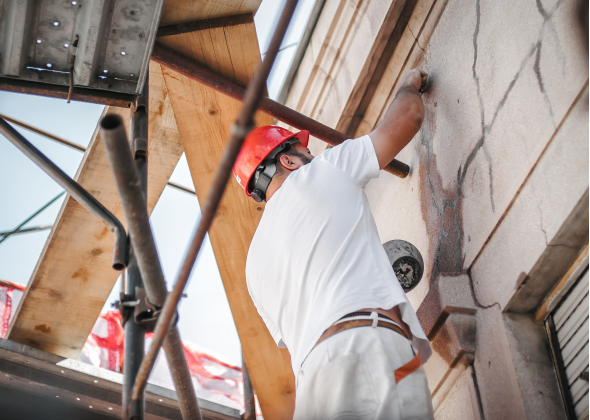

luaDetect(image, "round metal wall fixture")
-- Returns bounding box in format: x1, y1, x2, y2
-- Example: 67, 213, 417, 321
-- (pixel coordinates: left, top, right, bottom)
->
382, 240, 424, 292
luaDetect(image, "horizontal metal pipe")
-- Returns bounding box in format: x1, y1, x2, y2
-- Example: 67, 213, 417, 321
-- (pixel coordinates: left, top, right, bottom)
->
0, 114, 86, 151
0, 191, 64, 244
1, 114, 196, 195
0, 224, 53, 238
99, 114, 202, 420
132, 0, 300, 404
0, 116, 127, 270
151, 44, 410, 178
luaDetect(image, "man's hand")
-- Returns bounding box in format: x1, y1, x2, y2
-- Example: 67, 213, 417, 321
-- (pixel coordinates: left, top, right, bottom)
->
398, 68, 428, 93
369, 69, 428, 169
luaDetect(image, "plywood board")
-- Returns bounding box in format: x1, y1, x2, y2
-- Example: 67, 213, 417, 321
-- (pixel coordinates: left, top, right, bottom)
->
158, 23, 296, 420
7, 62, 183, 358
160, 0, 262, 26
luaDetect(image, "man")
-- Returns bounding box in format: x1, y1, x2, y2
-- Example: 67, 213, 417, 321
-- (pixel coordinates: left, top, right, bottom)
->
233, 69, 433, 419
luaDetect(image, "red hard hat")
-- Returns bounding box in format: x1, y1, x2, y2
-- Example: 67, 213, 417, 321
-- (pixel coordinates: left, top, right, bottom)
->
233, 126, 309, 196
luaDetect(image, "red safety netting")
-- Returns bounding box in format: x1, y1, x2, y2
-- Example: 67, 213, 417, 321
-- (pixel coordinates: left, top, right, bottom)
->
0, 281, 262, 416
79, 310, 262, 417
0, 280, 25, 338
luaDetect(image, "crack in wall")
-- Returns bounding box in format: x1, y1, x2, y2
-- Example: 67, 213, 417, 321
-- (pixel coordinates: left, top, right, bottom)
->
420, 0, 567, 289
533, 41, 557, 128
536, 0, 568, 73
531, 179, 579, 250
408, 25, 426, 52
466, 270, 501, 309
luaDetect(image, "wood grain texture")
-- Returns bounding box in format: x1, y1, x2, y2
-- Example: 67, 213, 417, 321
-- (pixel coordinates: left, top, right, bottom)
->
160, 0, 262, 26
158, 23, 296, 420
7, 62, 182, 358
280, 0, 415, 152
354, 0, 445, 136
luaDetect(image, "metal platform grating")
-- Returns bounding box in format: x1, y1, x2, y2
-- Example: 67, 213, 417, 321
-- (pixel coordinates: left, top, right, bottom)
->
0, 0, 164, 96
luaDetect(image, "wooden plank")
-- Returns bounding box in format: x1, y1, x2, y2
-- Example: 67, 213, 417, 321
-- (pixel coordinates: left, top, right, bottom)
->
7, 62, 182, 358
160, 0, 262, 26
159, 22, 296, 420
157, 13, 254, 38
536, 244, 589, 321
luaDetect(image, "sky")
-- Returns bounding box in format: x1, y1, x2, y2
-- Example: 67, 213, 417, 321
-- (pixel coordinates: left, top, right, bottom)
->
0, 0, 317, 367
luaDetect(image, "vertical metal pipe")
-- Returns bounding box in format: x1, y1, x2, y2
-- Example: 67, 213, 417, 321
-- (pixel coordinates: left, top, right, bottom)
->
123, 253, 146, 420
123, 74, 150, 420
100, 114, 203, 419
242, 356, 256, 420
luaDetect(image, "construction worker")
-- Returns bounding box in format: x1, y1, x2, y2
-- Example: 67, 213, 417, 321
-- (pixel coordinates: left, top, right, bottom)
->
233, 68, 433, 419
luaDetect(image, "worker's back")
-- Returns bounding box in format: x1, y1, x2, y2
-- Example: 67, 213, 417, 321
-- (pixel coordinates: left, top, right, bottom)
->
246, 136, 425, 378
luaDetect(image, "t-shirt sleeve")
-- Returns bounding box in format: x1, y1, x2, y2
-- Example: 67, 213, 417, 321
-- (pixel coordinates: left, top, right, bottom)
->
320, 134, 380, 187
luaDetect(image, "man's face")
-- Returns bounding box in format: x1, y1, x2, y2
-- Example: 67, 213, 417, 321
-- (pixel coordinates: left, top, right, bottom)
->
290, 142, 315, 168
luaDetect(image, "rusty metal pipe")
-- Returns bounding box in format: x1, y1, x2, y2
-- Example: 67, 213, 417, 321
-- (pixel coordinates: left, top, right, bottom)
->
151, 44, 410, 178
0, 113, 86, 151
163, 327, 202, 420
123, 76, 149, 420
99, 114, 202, 420
131, 0, 300, 403
0, 116, 127, 270
1, 114, 195, 195
100, 115, 168, 304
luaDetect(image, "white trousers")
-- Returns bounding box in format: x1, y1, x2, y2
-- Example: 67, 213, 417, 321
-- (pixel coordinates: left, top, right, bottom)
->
293, 326, 434, 420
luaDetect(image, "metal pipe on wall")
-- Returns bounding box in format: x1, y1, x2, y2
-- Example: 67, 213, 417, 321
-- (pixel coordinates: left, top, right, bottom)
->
0, 116, 127, 270
99, 114, 202, 420
131, 0, 300, 403
151, 44, 410, 179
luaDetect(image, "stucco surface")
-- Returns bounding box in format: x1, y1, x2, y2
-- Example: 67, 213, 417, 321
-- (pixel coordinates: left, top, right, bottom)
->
434, 367, 479, 420
364, 0, 588, 312
471, 86, 589, 309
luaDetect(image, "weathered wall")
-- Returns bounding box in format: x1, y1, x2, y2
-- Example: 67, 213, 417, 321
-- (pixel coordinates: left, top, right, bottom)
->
283, 0, 588, 418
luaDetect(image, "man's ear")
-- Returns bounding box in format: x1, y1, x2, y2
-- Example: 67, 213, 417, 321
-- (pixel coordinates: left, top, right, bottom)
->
279, 154, 297, 171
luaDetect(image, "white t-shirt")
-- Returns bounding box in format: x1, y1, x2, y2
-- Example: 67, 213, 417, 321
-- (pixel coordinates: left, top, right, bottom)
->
245, 135, 431, 379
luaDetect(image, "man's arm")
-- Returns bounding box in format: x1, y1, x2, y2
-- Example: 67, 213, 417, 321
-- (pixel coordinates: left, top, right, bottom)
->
370, 69, 428, 169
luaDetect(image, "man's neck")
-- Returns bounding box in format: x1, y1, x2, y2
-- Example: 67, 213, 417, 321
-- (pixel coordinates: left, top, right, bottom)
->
265, 172, 290, 201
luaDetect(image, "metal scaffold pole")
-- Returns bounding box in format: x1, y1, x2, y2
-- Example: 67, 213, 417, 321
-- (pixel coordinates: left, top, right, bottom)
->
0, 116, 128, 270
100, 113, 202, 419
122, 69, 150, 420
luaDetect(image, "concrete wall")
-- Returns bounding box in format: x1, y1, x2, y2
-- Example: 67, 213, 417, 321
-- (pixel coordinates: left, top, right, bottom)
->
283, 0, 588, 417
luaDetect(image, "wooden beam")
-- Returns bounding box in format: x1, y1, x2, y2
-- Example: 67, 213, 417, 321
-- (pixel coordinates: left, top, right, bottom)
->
159, 0, 262, 26
7, 62, 183, 358
157, 13, 253, 38
158, 22, 295, 420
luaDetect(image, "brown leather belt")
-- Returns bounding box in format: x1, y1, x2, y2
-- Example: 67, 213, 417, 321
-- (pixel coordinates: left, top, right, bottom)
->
315, 317, 409, 348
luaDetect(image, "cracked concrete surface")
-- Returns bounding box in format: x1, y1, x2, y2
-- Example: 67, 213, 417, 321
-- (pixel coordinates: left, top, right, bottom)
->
363, 2, 587, 416
365, 0, 588, 311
